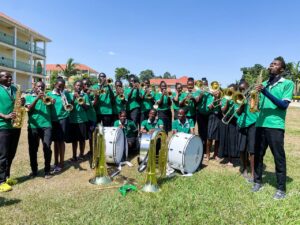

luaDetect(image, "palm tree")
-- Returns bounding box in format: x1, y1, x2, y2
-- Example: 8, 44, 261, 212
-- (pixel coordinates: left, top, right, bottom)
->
286, 61, 300, 95
56, 58, 79, 78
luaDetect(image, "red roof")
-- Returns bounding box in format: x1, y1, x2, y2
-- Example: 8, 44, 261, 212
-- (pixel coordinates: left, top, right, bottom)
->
150, 76, 189, 86
46, 64, 98, 74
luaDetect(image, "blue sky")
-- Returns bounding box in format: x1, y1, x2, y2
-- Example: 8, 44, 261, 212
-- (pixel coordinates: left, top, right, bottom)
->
2, 0, 300, 86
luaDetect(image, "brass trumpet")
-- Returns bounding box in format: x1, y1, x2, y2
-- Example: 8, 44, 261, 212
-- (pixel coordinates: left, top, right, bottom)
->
140, 82, 145, 88
107, 78, 113, 85
210, 81, 220, 92
64, 104, 74, 112
118, 94, 125, 100
88, 88, 106, 95
77, 97, 85, 105
43, 96, 53, 105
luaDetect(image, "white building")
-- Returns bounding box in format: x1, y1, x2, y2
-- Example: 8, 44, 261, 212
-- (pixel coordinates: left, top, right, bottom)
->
0, 12, 51, 90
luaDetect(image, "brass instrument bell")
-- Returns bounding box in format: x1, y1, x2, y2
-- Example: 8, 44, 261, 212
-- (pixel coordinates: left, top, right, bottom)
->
77, 97, 85, 105
43, 96, 53, 105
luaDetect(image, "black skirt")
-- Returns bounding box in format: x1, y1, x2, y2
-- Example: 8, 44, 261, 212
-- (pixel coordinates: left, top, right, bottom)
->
157, 109, 172, 132
237, 123, 256, 154
219, 118, 239, 158
67, 122, 88, 142
207, 113, 220, 140
197, 113, 209, 143
52, 118, 69, 142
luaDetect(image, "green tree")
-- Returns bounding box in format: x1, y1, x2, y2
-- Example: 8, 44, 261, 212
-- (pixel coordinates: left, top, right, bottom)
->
240, 64, 268, 85
56, 58, 79, 78
50, 70, 59, 90
285, 61, 300, 95
139, 69, 155, 81
115, 67, 130, 81
162, 72, 176, 79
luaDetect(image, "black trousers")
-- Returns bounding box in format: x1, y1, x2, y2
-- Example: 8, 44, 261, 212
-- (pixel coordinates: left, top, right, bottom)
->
128, 108, 141, 127
97, 114, 114, 127
0, 129, 21, 183
254, 127, 286, 191
196, 113, 209, 144
28, 127, 52, 174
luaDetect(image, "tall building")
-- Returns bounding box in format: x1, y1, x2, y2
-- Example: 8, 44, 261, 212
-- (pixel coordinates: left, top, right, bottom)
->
0, 12, 50, 90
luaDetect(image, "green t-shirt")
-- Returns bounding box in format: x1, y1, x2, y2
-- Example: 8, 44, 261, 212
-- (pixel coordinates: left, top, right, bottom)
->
206, 94, 221, 113
172, 118, 195, 134
140, 89, 154, 112
113, 119, 138, 138
113, 92, 126, 114
91, 84, 114, 115
25, 94, 52, 128
141, 119, 164, 131
236, 100, 258, 128
154, 92, 171, 111
47, 90, 72, 121
69, 93, 89, 124
124, 87, 140, 111
0, 85, 17, 129
85, 93, 97, 122
256, 78, 294, 129
171, 92, 182, 111
197, 91, 211, 115
180, 90, 199, 116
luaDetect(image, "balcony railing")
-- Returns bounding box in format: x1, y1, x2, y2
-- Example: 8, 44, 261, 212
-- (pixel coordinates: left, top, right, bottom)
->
34, 46, 45, 56
16, 39, 31, 51
0, 31, 14, 45
0, 56, 14, 68
16, 60, 32, 72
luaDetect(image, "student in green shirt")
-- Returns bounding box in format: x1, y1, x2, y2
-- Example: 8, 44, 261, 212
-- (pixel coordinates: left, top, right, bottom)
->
114, 110, 138, 154
92, 72, 115, 126
172, 108, 195, 134
83, 78, 97, 156
47, 78, 72, 173
68, 80, 89, 161
113, 80, 127, 120
195, 77, 210, 149
124, 75, 141, 127
25, 81, 53, 179
219, 84, 239, 165
140, 79, 155, 124
0, 71, 22, 192
252, 57, 294, 200
155, 81, 172, 132
235, 81, 258, 182
140, 109, 164, 134
172, 83, 184, 120
180, 77, 198, 124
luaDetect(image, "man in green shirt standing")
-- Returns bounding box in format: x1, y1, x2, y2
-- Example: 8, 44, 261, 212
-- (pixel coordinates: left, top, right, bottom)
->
92, 73, 115, 126
172, 109, 195, 134
25, 81, 53, 179
0, 71, 22, 192
252, 57, 294, 200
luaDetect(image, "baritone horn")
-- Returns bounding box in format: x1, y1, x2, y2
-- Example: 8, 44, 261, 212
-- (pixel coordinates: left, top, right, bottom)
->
11, 85, 26, 128
142, 130, 168, 192
89, 124, 111, 185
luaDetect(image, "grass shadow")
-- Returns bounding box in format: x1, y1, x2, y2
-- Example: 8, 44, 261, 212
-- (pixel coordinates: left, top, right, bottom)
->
0, 197, 21, 207
262, 170, 293, 189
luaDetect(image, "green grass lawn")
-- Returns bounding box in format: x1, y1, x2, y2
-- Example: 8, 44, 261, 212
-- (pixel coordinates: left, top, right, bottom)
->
1, 108, 300, 225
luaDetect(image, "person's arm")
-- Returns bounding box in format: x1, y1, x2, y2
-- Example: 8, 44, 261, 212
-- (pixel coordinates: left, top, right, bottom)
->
26, 94, 42, 112
261, 88, 289, 109
189, 119, 195, 134
107, 85, 115, 104
0, 112, 16, 120
195, 91, 204, 103
157, 93, 164, 105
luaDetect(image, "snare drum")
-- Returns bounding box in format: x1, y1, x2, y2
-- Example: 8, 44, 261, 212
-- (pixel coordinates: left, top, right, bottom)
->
103, 127, 127, 164
168, 132, 203, 174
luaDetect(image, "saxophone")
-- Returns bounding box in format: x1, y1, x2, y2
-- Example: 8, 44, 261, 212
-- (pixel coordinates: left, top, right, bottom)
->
249, 70, 263, 113
11, 85, 25, 128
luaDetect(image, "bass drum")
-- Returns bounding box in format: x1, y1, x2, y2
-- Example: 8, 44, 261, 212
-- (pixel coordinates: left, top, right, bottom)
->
103, 127, 127, 164
168, 132, 203, 174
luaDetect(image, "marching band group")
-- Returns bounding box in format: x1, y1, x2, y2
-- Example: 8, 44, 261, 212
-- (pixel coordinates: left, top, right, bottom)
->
0, 57, 294, 199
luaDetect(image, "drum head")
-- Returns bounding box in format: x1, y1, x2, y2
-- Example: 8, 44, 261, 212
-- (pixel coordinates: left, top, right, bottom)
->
114, 128, 125, 164
104, 127, 125, 164
183, 135, 203, 173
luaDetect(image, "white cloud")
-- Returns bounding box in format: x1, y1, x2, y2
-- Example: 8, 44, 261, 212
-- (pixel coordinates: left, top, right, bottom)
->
108, 51, 116, 56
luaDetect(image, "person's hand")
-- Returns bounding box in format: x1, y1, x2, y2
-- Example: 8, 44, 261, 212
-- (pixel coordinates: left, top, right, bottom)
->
74, 92, 80, 99
21, 97, 25, 106
51, 99, 56, 104
149, 129, 155, 134
37, 92, 45, 99
4, 112, 16, 120
256, 84, 264, 92
119, 124, 124, 129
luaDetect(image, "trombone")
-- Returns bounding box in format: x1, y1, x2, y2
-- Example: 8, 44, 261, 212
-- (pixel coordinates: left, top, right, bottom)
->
221, 92, 245, 124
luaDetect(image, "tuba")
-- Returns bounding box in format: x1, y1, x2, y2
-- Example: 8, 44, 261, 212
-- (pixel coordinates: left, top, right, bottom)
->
11, 85, 26, 128
249, 70, 263, 113
89, 124, 112, 185
141, 129, 168, 192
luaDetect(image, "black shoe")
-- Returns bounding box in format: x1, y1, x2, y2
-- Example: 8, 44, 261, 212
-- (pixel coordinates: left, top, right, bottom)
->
273, 190, 286, 200
29, 172, 37, 178
247, 178, 254, 184
252, 183, 263, 192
